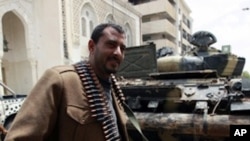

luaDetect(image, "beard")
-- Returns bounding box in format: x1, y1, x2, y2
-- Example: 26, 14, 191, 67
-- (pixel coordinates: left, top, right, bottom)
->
104, 56, 121, 74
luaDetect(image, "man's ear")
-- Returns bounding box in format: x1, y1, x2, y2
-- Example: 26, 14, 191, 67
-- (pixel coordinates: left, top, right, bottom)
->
88, 40, 95, 53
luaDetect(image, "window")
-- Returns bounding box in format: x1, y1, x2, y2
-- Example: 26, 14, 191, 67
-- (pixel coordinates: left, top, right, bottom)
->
80, 3, 97, 37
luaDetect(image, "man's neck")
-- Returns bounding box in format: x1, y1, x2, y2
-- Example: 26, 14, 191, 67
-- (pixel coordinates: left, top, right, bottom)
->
88, 60, 110, 80
98, 76, 111, 89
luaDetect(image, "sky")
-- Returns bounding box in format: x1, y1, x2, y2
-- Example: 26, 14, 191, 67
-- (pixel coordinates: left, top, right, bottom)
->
185, 0, 250, 72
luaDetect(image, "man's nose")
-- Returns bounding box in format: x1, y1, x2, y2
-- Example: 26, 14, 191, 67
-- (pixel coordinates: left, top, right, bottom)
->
113, 46, 123, 55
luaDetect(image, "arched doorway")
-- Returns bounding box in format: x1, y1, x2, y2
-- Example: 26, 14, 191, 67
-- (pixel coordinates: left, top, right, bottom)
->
1, 11, 32, 95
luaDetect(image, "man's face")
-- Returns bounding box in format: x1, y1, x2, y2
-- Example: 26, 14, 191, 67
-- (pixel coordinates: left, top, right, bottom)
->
89, 27, 126, 77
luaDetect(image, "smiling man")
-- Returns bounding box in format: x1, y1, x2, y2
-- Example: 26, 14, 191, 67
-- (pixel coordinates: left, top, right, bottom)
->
5, 23, 131, 141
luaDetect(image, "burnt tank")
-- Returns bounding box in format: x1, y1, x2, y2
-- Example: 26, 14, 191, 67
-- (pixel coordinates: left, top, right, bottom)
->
116, 31, 250, 141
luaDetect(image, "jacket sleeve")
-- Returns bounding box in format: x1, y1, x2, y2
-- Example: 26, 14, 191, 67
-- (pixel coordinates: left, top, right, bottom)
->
4, 68, 63, 141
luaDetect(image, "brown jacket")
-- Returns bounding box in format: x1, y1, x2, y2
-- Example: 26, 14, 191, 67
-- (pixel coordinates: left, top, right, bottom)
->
4, 65, 129, 141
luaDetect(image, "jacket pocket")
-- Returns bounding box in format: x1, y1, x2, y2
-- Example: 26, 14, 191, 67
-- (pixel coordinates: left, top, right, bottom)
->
66, 105, 95, 125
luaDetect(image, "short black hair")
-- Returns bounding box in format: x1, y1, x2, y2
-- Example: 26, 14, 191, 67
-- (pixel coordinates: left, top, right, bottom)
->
91, 23, 125, 43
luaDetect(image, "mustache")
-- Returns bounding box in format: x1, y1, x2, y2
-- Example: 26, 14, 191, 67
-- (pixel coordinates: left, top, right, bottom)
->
107, 56, 121, 64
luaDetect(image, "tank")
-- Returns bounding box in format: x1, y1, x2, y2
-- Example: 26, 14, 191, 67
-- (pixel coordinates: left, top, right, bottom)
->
116, 31, 250, 141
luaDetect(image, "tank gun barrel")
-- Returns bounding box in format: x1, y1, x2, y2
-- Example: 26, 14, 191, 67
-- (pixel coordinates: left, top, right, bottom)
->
127, 113, 250, 137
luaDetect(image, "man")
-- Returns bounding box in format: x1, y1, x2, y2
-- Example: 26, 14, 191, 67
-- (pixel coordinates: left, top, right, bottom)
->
5, 23, 130, 141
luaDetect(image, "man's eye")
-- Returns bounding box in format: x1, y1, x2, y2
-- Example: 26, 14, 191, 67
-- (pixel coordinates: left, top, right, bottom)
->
107, 42, 116, 47
120, 46, 126, 52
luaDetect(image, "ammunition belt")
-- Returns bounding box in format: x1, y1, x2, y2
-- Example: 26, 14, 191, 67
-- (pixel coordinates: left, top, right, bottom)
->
74, 61, 125, 141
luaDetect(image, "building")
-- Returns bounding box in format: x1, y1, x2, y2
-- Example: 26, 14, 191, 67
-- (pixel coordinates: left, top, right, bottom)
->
0, 0, 141, 94
128, 0, 193, 54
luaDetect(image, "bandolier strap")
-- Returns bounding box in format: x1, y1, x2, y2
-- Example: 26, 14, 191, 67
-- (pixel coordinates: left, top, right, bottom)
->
74, 61, 125, 141
74, 61, 149, 141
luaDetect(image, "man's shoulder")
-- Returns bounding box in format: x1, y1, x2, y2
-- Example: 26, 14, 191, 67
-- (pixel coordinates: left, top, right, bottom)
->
50, 64, 76, 74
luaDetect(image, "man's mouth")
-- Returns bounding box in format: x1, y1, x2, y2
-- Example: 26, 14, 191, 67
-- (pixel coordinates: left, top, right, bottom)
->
108, 57, 120, 65
109, 59, 120, 66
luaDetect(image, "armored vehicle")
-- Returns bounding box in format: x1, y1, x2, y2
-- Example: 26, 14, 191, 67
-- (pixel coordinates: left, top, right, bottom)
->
117, 31, 250, 141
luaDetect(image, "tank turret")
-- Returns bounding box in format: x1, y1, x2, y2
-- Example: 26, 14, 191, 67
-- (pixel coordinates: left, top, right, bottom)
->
157, 31, 245, 78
